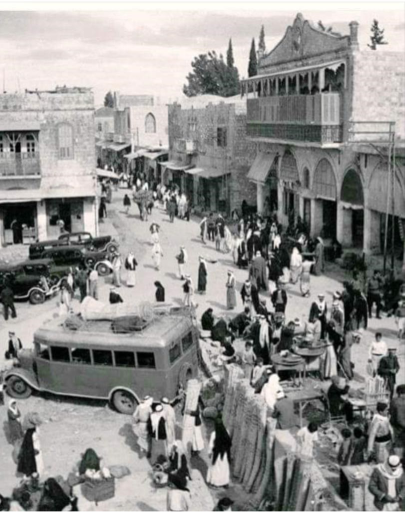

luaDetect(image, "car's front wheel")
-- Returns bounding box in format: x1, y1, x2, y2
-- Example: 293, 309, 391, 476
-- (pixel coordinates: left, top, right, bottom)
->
112, 390, 137, 415
6, 376, 32, 399
96, 262, 111, 277
107, 243, 119, 255
29, 289, 45, 305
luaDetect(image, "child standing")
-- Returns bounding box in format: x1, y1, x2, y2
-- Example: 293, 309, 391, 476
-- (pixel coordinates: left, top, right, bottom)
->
250, 357, 264, 387
240, 341, 257, 381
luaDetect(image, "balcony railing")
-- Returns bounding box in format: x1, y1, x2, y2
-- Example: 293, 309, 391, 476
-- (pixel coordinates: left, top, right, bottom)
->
246, 124, 342, 144
247, 92, 342, 144
0, 153, 41, 177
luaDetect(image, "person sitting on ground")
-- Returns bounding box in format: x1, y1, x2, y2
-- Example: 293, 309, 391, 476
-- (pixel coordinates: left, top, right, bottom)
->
211, 318, 233, 346
109, 287, 123, 304
201, 308, 215, 332
228, 307, 252, 337
327, 376, 350, 418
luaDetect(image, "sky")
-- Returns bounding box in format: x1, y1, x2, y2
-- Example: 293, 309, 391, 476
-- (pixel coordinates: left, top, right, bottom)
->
0, 2, 404, 106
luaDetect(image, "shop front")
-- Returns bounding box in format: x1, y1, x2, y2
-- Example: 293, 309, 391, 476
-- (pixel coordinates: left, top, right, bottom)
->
0, 201, 38, 245
280, 150, 300, 225
312, 158, 338, 239
46, 199, 85, 239
338, 168, 364, 248
247, 151, 279, 215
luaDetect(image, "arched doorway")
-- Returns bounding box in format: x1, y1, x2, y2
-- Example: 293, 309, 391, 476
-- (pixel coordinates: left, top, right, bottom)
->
280, 150, 299, 224
265, 157, 279, 213
313, 159, 337, 239
340, 169, 364, 247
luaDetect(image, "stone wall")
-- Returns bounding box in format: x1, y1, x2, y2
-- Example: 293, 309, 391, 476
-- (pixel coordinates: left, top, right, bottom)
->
351, 52, 405, 142
129, 105, 169, 148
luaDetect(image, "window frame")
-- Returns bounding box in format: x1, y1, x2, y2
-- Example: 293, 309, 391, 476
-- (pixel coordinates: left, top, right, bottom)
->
145, 113, 156, 134
50, 346, 71, 363
114, 350, 136, 368
92, 349, 114, 367
169, 343, 182, 364
181, 331, 193, 353
217, 127, 227, 148
71, 347, 92, 365
136, 351, 156, 369
57, 123, 74, 160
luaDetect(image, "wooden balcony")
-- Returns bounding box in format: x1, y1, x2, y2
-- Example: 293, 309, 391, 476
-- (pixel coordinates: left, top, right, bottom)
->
246, 92, 343, 144
0, 153, 41, 178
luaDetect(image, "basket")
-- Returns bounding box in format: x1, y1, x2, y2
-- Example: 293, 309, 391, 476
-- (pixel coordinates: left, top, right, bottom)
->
81, 477, 115, 504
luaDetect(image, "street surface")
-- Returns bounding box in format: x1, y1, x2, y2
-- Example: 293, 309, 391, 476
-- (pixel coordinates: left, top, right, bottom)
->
0, 188, 404, 510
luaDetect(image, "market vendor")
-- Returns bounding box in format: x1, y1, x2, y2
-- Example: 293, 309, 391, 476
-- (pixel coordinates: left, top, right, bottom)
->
327, 376, 350, 418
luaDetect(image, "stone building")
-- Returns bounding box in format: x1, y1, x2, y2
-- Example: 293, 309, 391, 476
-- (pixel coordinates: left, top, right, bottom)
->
0, 88, 98, 246
166, 95, 257, 215
241, 13, 405, 255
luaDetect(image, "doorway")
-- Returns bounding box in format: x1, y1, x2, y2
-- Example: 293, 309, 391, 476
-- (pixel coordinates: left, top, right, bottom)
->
322, 200, 337, 239
352, 209, 364, 247
303, 198, 311, 233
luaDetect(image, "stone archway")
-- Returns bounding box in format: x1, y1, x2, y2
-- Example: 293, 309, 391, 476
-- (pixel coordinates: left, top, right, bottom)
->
340, 168, 364, 247
313, 158, 338, 239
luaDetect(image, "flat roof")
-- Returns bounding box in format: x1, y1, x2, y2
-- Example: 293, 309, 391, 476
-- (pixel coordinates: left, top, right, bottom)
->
34, 314, 193, 349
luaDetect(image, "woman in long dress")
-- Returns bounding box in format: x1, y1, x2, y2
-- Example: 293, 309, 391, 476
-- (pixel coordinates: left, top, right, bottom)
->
290, 247, 303, 284
198, 257, 208, 294
132, 396, 153, 455
8, 399, 23, 445
188, 401, 205, 454
313, 237, 325, 276
207, 416, 232, 488
58, 283, 71, 316
226, 270, 236, 310
17, 413, 43, 478
300, 259, 313, 297
150, 404, 168, 464
125, 252, 138, 287
151, 242, 164, 271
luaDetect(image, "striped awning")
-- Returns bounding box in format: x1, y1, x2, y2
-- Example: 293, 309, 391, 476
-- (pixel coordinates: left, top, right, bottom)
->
162, 161, 193, 171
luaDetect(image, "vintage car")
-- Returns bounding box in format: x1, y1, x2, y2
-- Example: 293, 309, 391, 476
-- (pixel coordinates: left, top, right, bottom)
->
29, 232, 119, 259
4, 308, 199, 414
40, 246, 113, 277
0, 259, 59, 304
58, 232, 119, 254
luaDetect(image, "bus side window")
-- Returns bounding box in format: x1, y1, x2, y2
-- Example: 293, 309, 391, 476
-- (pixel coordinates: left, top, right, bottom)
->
114, 351, 136, 367
93, 350, 113, 366
35, 342, 50, 360
182, 332, 193, 353
169, 343, 181, 364
51, 346, 70, 363
137, 352, 156, 369
71, 348, 91, 364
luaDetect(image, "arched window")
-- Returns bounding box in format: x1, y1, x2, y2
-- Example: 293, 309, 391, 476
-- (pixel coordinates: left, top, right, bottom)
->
303, 167, 310, 188
145, 113, 156, 134
58, 124, 74, 160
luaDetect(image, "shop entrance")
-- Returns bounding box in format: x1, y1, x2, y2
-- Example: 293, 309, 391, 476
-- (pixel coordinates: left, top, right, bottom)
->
340, 168, 364, 249
47, 200, 84, 238
303, 198, 311, 233
322, 200, 337, 239
2, 202, 37, 245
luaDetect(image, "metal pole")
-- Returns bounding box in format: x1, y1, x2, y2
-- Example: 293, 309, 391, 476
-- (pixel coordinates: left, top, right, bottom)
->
383, 142, 392, 274
391, 136, 395, 272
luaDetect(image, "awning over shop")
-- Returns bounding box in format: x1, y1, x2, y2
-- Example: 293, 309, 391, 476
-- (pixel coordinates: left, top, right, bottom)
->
186, 168, 205, 176
95, 141, 107, 148
197, 168, 230, 179
143, 150, 169, 160
107, 142, 131, 152
369, 165, 405, 217
0, 189, 41, 204
247, 152, 277, 183
96, 169, 119, 180
0, 121, 41, 132
124, 149, 148, 161
162, 161, 193, 172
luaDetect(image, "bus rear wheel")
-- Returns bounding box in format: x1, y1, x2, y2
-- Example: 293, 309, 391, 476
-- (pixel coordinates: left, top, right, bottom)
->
112, 390, 136, 415
6, 376, 32, 399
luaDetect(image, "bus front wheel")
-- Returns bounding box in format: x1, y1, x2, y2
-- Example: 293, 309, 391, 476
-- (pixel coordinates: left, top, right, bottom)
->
6, 376, 32, 399
112, 390, 136, 415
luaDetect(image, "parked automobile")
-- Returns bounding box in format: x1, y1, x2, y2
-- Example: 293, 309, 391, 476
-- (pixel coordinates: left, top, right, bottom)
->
40, 246, 113, 278
29, 232, 119, 259
58, 232, 119, 254
0, 259, 59, 305
4, 308, 199, 414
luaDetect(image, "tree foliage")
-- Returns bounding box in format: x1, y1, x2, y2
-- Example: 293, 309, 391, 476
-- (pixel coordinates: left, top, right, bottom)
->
368, 19, 388, 50
183, 50, 240, 98
104, 91, 114, 108
227, 39, 235, 68
258, 25, 266, 55
248, 38, 258, 77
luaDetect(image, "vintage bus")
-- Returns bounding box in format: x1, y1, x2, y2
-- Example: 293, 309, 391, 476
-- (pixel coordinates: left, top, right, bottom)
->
5, 312, 199, 414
